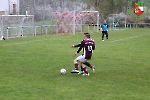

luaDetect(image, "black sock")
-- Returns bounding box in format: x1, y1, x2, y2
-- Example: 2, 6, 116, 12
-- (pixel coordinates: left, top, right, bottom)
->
83, 62, 90, 67
81, 66, 83, 71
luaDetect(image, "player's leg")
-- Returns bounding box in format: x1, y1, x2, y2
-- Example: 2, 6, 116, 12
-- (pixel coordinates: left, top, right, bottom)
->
78, 57, 90, 76
71, 59, 79, 73
80, 65, 83, 71
78, 61, 95, 74
71, 58, 79, 73
83, 62, 93, 69
71, 55, 83, 73
80, 62, 84, 71
81, 63, 89, 76
102, 31, 104, 41
83, 62, 95, 72
74, 59, 79, 70
73, 55, 89, 75
78, 62, 84, 74
106, 31, 108, 40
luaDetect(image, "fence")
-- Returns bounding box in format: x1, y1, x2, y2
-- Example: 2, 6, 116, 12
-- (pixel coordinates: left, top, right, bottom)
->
18, 0, 99, 36
126, 23, 150, 28
3, 0, 149, 38
0, 0, 100, 38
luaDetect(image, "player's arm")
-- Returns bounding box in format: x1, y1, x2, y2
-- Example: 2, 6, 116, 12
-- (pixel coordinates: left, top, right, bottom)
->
74, 44, 81, 47
107, 24, 109, 28
70, 39, 84, 48
92, 41, 95, 50
77, 39, 85, 53
74, 41, 84, 55
93, 45, 95, 50
71, 43, 81, 48
74, 46, 82, 55
76, 46, 82, 53
107, 24, 109, 31
100, 24, 103, 31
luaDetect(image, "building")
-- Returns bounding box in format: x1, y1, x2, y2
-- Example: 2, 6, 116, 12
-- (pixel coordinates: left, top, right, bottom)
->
0, 0, 19, 15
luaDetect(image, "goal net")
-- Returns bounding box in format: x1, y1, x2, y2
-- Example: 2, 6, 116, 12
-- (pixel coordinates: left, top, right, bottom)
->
53, 11, 99, 35
0, 15, 34, 39
106, 13, 127, 30
75, 11, 99, 34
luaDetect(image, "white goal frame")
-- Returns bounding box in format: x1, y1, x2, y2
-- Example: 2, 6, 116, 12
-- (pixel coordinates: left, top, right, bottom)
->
73, 10, 100, 35
52, 10, 100, 35
0, 15, 35, 39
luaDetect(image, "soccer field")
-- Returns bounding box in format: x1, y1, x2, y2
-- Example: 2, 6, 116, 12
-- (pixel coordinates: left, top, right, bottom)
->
0, 28, 150, 100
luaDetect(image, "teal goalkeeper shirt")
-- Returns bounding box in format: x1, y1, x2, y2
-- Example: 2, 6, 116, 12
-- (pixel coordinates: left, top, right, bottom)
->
101, 24, 108, 31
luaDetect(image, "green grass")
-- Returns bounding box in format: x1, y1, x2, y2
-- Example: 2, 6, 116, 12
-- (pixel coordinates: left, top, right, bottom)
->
0, 28, 150, 100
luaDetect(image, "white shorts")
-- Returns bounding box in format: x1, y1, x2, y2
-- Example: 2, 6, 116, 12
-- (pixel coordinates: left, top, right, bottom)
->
75, 55, 88, 63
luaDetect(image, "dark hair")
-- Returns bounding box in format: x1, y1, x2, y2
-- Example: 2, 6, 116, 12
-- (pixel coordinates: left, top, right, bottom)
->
84, 33, 90, 38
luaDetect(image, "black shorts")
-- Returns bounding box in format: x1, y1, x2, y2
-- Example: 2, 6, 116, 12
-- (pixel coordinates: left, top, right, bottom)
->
102, 31, 108, 34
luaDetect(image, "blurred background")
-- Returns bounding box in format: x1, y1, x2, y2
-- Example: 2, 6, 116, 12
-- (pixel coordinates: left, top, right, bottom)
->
0, 0, 150, 38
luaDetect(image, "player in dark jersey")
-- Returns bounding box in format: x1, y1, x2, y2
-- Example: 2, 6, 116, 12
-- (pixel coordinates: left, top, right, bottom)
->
71, 33, 95, 76
100, 20, 108, 41
70, 38, 95, 74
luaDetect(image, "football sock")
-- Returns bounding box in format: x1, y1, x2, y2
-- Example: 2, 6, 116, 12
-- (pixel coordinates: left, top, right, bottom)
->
83, 62, 92, 68
74, 63, 78, 70
82, 67, 88, 74
81, 66, 83, 71
90, 65, 92, 68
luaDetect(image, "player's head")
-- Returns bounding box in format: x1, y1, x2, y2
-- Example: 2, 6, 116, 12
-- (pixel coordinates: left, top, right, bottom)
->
103, 20, 106, 24
84, 33, 90, 39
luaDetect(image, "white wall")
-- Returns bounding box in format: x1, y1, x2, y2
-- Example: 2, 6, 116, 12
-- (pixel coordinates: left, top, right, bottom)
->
0, 0, 19, 14
0, 0, 9, 11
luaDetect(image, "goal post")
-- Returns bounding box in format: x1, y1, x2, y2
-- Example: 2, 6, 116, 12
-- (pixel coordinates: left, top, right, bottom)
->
53, 10, 100, 35
0, 15, 35, 39
0, 27, 3, 40
74, 11, 100, 35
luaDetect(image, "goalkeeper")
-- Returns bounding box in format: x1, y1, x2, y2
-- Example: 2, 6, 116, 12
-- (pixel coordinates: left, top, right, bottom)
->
100, 20, 108, 41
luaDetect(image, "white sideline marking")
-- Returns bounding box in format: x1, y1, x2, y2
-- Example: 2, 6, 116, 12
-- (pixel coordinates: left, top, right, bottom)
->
0, 35, 73, 47
0, 40, 41, 47
110, 34, 149, 42
0, 50, 70, 56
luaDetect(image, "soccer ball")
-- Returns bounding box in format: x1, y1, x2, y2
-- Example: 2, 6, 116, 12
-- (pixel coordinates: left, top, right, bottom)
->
60, 68, 66, 74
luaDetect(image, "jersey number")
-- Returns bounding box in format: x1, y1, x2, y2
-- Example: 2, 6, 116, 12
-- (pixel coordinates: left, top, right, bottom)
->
88, 46, 92, 51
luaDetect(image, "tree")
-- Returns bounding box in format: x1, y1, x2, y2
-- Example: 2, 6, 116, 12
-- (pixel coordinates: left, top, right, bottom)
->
82, 0, 128, 21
